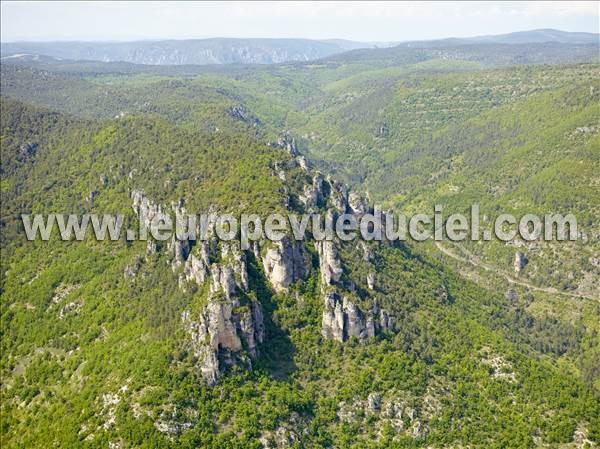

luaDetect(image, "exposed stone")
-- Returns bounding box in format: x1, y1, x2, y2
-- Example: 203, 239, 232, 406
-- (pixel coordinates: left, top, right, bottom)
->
182, 242, 264, 385
316, 240, 343, 287
262, 237, 309, 291
51, 283, 78, 304
183, 292, 265, 385
131, 190, 164, 230
124, 256, 141, 279
358, 241, 375, 262
87, 190, 98, 203
146, 240, 157, 255
321, 292, 346, 342
153, 406, 195, 437
514, 251, 527, 273
327, 176, 348, 213
277, 131, 298, 156
227, 105, 261, 126
18, 141, 38, 159
321, 293, 391, 342
296, 155, 309, 171
183, 253, 209, 285
348, 192, 369, 216
170, 236, 191, 269
258, 412, 309, 449
299, 174, 324, 209
482, 354, 517, 383
367, 272, 375, 290
367, 392, 382, 412
59, 301, 82, 319
210, 265, 237, 299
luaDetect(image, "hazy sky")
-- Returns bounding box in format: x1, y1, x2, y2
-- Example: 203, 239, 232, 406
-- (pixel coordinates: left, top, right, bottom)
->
2, 1, 598, 42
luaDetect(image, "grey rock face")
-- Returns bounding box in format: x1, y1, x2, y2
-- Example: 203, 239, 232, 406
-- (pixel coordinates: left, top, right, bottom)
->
514, 251, 527, 273
327, 176, 348, 213
367, 393, 382, 412
277, 132, 299, 156
170, 236, 191, 269
131, 191, 264, 385
183, 253, 209, 285
321, 293, 392, 342
227, 105, 261, 126
131, 190, 164, 230
348, 192, 369, 216
146, 240, 158, 255
2, 38, 362, 66
299, 174, 324, 209
262, 237, 309, 292
182, 292, 264, 385
18, 141, 38, 159
124, 256, 141, 279
367, 272, 376, 290
296, 155, 310, 171
316, 240, 343, 287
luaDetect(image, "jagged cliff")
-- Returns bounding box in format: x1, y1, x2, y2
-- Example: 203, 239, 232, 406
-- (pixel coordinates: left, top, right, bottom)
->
130, 133, 395, 384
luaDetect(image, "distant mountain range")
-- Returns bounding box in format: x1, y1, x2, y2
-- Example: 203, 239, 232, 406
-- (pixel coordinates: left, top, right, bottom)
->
0, 38, 382, 65
1, 29, 597, 66
398, 28, 600, 48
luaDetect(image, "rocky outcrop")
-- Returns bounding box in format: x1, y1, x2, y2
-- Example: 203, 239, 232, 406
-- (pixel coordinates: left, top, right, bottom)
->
170, 236, 191, 269
299, 174, 324, 210
18, 141, 38, 160
124, 256, 141, 279
337, 391, 432, 437
348, 192, 369, 216
277, 132, 299, 156
262, 237, 310, 292
321, 292, 393, 342
182, 291, 264, 384
131, 191, 263, 385
296, 155, 309, 171
367, 272, 376, 290
327, 176, 348, 213
514, 251, 527, 273
179, 238, 263, 384
227, 105, 261, 126
315, 240, 343, 287
131, 190, 164, 230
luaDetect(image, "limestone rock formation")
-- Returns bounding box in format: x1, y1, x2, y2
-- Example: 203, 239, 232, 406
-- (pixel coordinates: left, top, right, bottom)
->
367, 272, 376, 290
299, 174, 324, 209
277, 132, 299, 156
514, 251, 527, 273
315, 240, 343, 287
262, 237, 310, 292
131, 190, 164, 230
327, 176, 348, 213
348, 192, 369, 216
321, 292, 393, 342
182, 292, 264, 385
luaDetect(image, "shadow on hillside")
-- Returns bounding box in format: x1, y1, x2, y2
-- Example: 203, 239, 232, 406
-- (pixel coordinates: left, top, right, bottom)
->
246, 251, 298, 380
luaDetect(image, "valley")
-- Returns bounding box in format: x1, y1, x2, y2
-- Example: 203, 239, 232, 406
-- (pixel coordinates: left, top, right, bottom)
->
1, 29, 599, 448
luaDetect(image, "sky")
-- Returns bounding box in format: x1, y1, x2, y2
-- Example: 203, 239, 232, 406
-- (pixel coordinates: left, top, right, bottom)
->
1, 1, 598, 43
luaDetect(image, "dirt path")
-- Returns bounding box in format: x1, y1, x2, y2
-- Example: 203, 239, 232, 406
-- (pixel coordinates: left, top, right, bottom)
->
434, 241, 598, 301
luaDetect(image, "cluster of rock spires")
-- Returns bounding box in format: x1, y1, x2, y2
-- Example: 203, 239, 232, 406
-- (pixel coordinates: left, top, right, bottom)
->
129, 131, 395, 384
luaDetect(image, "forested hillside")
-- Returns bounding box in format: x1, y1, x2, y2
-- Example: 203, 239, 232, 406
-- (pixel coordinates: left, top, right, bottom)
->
1, 33, 599, 448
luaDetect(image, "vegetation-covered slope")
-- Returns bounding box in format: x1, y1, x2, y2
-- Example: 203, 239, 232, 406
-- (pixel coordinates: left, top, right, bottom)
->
1, 37, 599, 448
